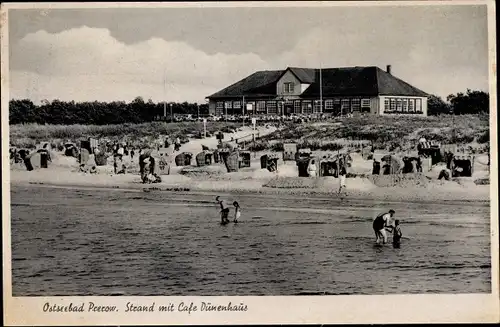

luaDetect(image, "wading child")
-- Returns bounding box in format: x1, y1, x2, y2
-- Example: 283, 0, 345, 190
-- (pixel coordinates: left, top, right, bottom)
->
233, 201, 241, 223
392, 219, 403, 248
216, 196, 230, 224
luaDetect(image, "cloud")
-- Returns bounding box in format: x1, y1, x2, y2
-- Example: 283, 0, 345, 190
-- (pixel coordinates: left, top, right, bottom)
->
10, 25, 490, 104
10, 27, 272, 103
271, 27, 489, 98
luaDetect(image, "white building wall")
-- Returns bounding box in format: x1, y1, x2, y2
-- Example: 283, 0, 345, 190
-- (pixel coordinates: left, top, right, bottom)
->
422, 97, 428, 116
378, 97, 385, 115
301, 83, 311, 93
370, 97, 380, 114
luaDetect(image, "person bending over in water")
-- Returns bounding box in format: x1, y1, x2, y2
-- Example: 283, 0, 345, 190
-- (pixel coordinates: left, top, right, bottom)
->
233, 201, 241, 223
373, 209, 395, 244
216, 196, 230, 224
392, 219, 403, 248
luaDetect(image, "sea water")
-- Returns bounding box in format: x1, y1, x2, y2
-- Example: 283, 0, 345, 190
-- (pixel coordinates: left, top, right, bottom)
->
10, 185, 491, 296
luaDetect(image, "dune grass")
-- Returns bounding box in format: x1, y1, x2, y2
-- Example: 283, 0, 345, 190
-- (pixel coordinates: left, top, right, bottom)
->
9, 121, 241, 148
250, 114, 490, 152
9, 114, 489, 153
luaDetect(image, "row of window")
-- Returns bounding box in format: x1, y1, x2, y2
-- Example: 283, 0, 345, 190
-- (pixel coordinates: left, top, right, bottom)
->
215, 98, 424, 115
216, 98, 372, 114
383, 98, 423, 113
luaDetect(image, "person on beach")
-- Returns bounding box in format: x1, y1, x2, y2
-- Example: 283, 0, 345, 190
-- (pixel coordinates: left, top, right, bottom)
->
233, 201, 241, 223
216, 196, 230, 224
373, 209, 395, 244
117, 145, 124, 161
392, 219, 403, 248
174, 137, 181, 152
307, 159, 317, 177
338, 161, 347, 194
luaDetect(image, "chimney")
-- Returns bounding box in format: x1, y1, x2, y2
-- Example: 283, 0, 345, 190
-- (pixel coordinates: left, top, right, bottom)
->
386, 65, 392, 74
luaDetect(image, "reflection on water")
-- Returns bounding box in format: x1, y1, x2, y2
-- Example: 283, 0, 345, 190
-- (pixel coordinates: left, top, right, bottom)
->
10, 185, 491, 296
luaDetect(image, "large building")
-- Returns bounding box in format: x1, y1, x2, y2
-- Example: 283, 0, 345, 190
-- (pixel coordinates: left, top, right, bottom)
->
206, 65, 429, 117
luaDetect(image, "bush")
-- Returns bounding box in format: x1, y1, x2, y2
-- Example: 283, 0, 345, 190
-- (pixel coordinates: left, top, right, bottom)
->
477, 130, 490, 144
320, 142, 344, 151
247, 140, 269, 152
271, 142, 284, 152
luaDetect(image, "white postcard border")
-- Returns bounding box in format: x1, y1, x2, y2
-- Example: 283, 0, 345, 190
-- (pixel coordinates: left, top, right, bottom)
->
2, 1, 499, 325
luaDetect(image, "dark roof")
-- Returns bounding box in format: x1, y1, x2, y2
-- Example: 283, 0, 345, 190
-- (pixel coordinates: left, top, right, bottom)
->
375, 67, 428, 96
207, 70, 282, 99
301, 67, 380, 97
207, 66, 428, 99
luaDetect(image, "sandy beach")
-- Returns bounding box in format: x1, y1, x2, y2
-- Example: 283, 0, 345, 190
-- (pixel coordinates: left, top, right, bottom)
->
9, 124, 491, 204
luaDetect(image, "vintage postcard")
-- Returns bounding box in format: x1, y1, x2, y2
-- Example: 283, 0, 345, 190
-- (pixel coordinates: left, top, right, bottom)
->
2, 1, 499, 325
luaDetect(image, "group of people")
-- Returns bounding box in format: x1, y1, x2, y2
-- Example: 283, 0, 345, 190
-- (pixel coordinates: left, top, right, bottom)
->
373, 209, 403, 248
214, 195, 403, 247
216, 196, 241, 224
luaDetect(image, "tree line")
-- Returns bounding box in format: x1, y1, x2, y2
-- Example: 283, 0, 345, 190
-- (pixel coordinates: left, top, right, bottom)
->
9, 89, 489, 125
8, 97, 209, 125
427, 89, 489, 116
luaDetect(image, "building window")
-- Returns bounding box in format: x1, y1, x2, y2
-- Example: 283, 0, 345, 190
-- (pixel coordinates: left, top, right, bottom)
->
283, 82, 294, 93
402, 99, 408, 112
416, 98, 422, 112
302, 100, 312, 114
277, 101, 283, 115
257, 101, 266, 113
246, 102, 254, 114
409, 99, 415, 112
384, 99, 390, 111
325, 99, 334, 111
224, 101, 232, 115
361, 98, 371, 113
267, 101, 277, 114
216, 101, 224, 115
390, 98, 396, 112
333, 99, 341, 113
396, 99, 402, 112
233, 101, 241, 109
294, 100, 301, 114
341, 99, 350, 113
314, 100, 322, 113
351, 98, 361, 112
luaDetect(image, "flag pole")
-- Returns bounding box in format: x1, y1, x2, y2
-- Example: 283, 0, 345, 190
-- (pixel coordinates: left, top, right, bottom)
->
163, 70, 167, 120
319, 62, 323, 115
242, 95, 245, 128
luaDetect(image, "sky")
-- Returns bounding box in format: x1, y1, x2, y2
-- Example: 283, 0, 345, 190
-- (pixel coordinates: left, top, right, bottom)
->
7, 3, 491, 104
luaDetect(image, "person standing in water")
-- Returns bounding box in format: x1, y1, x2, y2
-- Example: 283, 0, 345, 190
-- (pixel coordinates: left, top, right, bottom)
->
233, 201, 241, 223
216, 196, 230, 224
392, 219, 403, 248
373, 209, 395, 244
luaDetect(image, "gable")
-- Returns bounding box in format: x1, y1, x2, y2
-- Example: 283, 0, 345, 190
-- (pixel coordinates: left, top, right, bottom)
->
288, 67, 316, 83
